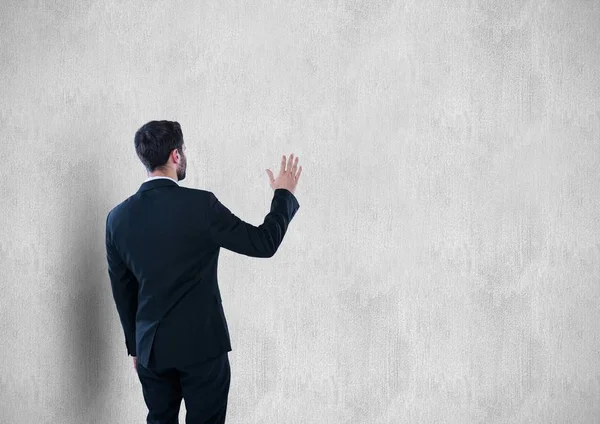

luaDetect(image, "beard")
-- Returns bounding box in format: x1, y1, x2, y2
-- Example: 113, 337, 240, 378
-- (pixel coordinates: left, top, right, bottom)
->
176, 155, 187, 181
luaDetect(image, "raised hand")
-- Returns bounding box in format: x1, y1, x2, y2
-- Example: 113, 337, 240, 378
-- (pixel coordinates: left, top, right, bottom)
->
265, 153, 302, 194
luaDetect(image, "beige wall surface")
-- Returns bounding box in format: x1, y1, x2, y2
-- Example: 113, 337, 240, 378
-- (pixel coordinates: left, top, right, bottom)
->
1, 0, 599, 423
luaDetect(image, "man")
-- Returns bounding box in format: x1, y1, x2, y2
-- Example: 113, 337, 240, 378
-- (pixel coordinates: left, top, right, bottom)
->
105, 120, 302, 423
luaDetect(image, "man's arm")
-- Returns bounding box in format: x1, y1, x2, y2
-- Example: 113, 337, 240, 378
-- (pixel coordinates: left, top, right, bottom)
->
105, 213, 138, 357
207, 188, 300, 258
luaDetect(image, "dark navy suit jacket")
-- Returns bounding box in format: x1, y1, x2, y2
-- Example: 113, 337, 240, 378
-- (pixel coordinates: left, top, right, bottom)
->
105, 177, 300, 369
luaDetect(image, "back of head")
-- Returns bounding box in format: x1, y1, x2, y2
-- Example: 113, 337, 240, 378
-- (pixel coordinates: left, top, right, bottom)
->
134, 120, 184, 172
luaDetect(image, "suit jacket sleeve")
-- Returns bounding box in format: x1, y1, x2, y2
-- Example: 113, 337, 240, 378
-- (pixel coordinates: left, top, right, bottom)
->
105, 212, 138, 356
207, 188, 300, 257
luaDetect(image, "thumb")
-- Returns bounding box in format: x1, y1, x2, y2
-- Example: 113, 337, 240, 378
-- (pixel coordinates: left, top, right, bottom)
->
265, 169, 274, 182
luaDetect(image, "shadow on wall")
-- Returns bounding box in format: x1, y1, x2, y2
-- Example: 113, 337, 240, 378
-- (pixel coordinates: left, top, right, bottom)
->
50, 158, 112, 423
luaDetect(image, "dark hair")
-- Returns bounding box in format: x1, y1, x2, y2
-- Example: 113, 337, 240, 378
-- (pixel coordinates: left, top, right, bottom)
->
134, 120, 184, 172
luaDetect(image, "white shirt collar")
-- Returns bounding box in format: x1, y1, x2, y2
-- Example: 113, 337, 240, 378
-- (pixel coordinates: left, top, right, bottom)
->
145, 175, 179, 185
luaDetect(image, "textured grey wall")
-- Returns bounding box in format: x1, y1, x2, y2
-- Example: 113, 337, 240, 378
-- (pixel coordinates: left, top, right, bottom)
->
1, 0, 599, 423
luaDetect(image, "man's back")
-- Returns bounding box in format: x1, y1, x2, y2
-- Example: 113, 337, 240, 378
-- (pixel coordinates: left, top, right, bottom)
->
106, 177, 300, 369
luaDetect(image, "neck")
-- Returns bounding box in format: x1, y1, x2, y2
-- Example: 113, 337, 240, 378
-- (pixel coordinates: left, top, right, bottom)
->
148, 170, 177, 181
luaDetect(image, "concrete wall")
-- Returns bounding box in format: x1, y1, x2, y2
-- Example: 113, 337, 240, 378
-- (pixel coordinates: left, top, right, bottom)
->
1, 0, 599, 422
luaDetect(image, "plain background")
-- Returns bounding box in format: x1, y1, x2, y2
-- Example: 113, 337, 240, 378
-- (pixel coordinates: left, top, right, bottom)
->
1, 0, 599, 423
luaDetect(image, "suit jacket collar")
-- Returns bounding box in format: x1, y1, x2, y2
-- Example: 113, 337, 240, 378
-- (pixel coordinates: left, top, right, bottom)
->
137, 178, 179, 193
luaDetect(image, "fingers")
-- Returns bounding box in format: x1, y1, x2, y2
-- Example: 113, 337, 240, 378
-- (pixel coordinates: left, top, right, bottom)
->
279, 155, 286, 175
276, 153, 301, 184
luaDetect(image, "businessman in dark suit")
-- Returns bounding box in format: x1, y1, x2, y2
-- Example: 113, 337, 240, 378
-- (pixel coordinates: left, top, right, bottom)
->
105, 120, 302, 423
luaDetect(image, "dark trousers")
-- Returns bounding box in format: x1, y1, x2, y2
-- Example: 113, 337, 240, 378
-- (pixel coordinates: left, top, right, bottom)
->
136, 352, 231, 424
